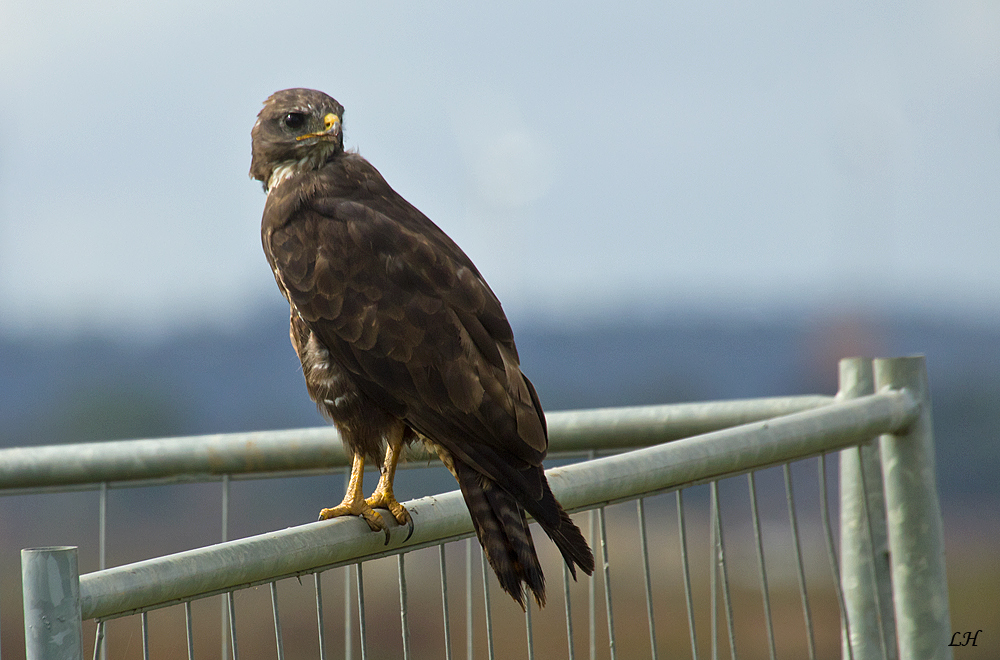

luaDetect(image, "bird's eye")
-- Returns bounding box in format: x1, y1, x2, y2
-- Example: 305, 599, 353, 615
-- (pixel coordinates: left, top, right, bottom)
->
282, 112, 306, 130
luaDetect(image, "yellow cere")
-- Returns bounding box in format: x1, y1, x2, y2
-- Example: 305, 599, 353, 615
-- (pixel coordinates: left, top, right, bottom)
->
295, 114, 341, 141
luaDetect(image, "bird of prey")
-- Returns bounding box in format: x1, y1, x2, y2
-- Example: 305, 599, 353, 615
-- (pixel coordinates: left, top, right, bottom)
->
250, 88, 593, 607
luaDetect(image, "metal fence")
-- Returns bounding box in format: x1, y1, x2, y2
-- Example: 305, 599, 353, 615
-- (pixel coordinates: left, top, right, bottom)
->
9, 356, 951, 659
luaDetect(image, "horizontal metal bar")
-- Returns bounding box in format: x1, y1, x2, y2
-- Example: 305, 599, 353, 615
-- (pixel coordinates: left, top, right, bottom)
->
77, 391, 909, 621
0, 467, 349, 497
0, 396, 833, 492
0, 427, 345, 492
546, 395, 835, 450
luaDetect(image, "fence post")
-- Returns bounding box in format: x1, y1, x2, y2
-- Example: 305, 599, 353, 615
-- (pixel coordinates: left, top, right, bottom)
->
838, 357, 897, 660
21, 546, 84, 660
874, 356, 951, 659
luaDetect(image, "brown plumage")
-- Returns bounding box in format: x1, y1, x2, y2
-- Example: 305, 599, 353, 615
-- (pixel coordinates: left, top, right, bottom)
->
250, 88, 593, 607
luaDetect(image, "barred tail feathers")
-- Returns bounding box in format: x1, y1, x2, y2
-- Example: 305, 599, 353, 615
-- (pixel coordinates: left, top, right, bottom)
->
532, 479, 595, 580
452, 461, 545, 608
452, 461, 594, 609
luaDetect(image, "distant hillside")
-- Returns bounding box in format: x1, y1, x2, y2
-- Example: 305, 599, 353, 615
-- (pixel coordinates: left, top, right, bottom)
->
2, 308, 998, 503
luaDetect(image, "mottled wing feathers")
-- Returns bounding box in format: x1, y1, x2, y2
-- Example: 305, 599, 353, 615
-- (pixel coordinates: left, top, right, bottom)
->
263, 155, 548, 493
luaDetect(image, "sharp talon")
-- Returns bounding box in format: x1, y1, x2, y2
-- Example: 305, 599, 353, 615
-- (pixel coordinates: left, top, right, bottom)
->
365, 491, 411, 537
383, 526, 391, 546
364, 510, 387, 534
318, 503, 388, 538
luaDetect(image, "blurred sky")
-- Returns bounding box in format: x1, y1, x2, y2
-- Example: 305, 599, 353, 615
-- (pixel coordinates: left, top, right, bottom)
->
1, 1, 998, 338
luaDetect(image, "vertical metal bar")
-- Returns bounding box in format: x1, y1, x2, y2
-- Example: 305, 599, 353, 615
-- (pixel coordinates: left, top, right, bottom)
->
874, 356, 951, 659
93, 621, 105, 660
184, 601, 195, 660
21, 546, 83, 660
853, 445, 894, 660
858, 449, 896, 659
709, 491, 718, 660
98, 483, 108, 660
480, 547, 496, 660
748, 472, 777, 660
99, 482, 108, 570
783, 464, 816, 660
221, 475, 230, 660
597, 506, 617, 660
343, 471, 354, 660
270, 582, 285, 660
838, 357, 895, 660
439, 545, 454, 660
525, 598, 535, 660
345, 565, 353, 660
587, 450, 597, 660
141, 611, 150, 660
465, 539, 473, 660
588, 502, 597, 660
636, 498, 658, 660
315, 573, 328, 660
398, 554, 411, 660
221, 475, 230, 540
562, 562, 576, 660
818, 454, 854, 660
356, 564, 368, 660
227, 592, 240, 660
711, 481, 738, 660
676, 491, 699, 660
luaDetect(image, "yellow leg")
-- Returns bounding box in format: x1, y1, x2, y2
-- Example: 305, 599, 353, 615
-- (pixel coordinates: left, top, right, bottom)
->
366, 426, 414, 540
318, 453, 390, 542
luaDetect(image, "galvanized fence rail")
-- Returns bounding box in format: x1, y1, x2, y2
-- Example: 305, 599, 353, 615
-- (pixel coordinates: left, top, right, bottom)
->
10, 356, 952, 659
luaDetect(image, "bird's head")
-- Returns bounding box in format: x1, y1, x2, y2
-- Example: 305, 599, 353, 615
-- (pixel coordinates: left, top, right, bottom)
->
250, 88, 345, 193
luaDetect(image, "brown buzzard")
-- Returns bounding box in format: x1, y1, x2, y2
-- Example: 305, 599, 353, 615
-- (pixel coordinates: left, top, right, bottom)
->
250, 88, 593, 607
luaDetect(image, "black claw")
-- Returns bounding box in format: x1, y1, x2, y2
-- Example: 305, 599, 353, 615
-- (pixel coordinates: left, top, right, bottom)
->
382, 526, 391, 546
404, 517, 415, 543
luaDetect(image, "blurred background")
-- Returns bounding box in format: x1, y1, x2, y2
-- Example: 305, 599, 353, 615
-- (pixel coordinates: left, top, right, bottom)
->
2, 0, 998, 656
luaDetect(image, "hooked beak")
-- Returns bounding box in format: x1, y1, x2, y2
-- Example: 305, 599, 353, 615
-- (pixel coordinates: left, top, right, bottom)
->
295, 113, 341, 141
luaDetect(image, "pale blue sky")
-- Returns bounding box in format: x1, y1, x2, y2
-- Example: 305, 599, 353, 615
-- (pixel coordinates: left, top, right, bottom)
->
2, 1, 998, 336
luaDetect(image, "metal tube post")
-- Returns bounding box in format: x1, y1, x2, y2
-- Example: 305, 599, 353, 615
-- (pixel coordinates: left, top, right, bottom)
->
874, 356, 951, 659
839, 358, 896, 660
22, 546, 83, 660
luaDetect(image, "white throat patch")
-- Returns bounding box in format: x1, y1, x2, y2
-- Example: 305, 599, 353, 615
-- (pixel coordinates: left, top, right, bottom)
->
267, 160, 307, 195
